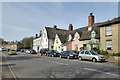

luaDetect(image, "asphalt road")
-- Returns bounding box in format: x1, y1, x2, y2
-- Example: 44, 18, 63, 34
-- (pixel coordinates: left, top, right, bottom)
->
1, 51, 120, 79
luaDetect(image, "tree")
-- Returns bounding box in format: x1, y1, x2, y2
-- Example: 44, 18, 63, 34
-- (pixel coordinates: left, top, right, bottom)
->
21, 37, 34, 49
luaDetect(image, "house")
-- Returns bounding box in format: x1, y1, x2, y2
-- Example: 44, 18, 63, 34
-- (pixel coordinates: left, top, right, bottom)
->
97, 17, 120, 54
54, 33, 68, 52
40, 25, 70, 50
61, 13, 102, 52
4, 41, 24, 50
33, 31, 42, 52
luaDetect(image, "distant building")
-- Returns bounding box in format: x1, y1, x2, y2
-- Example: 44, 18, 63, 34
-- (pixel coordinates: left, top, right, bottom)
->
4, 42, 24, 50
97, 17, 120, 54
33, 32, 42, 52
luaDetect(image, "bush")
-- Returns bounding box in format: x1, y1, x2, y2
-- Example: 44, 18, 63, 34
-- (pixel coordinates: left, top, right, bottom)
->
100, 50, 109, 55
115, 52, 120, 56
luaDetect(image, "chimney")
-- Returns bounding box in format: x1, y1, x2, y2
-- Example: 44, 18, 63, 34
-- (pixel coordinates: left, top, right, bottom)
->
35, 34, 38, 38
54, 25, 57, 30
69, 24, 73, 31
88, 13, 94, 31
39, 31, 42, 37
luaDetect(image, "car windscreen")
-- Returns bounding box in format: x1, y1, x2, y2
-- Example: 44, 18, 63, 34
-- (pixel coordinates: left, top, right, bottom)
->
66, 51, 72, 54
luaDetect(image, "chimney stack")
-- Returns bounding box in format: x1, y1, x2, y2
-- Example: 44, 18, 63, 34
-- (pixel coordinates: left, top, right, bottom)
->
35, 34, 38, 38
88, 13, 94, 31
39, 31, 42, 37
69, 24, 73, 31
54, 25, 57, 30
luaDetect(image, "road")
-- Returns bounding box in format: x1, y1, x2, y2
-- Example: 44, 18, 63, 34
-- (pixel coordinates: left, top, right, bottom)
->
1, 51, 120, 79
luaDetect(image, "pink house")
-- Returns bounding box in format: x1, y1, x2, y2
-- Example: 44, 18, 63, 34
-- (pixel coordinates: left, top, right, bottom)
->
71, 32, 83, 52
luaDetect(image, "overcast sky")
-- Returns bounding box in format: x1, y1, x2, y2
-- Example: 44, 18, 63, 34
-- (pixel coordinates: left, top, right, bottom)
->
2, 2, 118, 41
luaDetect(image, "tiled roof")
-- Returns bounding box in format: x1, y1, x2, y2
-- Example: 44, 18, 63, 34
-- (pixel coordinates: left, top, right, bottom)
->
97, 17, 120, 27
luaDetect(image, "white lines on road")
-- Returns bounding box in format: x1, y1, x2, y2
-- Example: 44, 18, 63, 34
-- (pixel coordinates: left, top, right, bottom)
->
84, 68, 118, 77
49, 60, 69, 66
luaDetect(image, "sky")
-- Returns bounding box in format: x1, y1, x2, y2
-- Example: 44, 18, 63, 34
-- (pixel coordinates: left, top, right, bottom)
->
2, 2, 118, 41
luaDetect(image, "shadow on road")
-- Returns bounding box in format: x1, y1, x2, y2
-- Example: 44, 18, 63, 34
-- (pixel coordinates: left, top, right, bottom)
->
6, 56, 41, 61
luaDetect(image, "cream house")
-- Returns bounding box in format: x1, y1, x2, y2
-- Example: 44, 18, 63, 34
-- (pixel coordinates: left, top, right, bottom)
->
97, 17, 120, 54
54, 34, 68, 52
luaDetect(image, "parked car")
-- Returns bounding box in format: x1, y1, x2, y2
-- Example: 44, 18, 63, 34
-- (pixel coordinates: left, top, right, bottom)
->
46, 50, 60, 57
40, 48, 49, 56
0, 48, 7, 51
30, 50, 37, 54
8, 49, 17, 55
60, 51, 78, 59
16, 49, 21, 52
21, 49, 24, 52
26, 49, 31, 53
78, 50, 106, 62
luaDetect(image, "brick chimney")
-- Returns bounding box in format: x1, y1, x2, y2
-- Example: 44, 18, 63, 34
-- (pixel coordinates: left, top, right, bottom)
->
39, 31, 42, 37
54, 25, 57, 30
35, 34, 38, 38
88, 13, 94, 31
69, 24, 73, 31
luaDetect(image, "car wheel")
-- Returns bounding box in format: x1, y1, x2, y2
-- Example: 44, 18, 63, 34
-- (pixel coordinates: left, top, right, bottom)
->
67, 56, 70, 59
79, 57, 82, 61
92, 58, 97, 62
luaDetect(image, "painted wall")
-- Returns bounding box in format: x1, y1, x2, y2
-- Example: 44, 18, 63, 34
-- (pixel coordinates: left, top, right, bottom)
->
54, 35, 62, 52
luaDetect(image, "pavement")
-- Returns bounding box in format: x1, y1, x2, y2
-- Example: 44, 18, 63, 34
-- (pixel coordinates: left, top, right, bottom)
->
1, 51, 120, 79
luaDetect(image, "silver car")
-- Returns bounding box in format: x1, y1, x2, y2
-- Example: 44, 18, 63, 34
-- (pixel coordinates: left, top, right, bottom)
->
78, 50, 105, 62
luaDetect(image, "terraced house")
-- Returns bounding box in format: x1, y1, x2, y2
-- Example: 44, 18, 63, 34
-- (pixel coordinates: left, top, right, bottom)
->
40, 25, 70, 50
97, 17, 120, 54
61, 13, 102, 52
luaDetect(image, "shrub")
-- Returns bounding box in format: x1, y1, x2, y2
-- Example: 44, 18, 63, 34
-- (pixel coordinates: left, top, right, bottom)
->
115, 52, 120, 56
100, 50, 109, 55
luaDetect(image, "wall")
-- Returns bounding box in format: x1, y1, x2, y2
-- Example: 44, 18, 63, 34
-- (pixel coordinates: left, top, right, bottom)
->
54, 35, 62, 52
100, 23, 119, 54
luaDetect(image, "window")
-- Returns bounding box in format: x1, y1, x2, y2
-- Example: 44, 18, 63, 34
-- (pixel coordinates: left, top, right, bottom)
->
44, 33, 46, 38
46, 39, 47, 42
56, 47, 57, 50
80, 51, 84, 54
75, 44, 78, 51
106, 26, 112, 36
85, 51, 90, 55
74, 36, 80, 40
56, 40, 58, 43
91, 33, 96, 38
106, 40, 112, 50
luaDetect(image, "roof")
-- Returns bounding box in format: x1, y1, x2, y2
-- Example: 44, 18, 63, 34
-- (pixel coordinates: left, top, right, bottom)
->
97, 17, 120, 27
57, 33, 68, 43
68, 22, 103, 40
45, 27, 69, 41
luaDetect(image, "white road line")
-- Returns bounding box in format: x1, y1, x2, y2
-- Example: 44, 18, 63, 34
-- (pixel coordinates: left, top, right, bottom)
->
2, 53, 18, 80
84, 68, 118, 77
49, 60, 69, 65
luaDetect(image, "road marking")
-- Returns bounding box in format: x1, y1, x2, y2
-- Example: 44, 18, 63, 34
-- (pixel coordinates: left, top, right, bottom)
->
84, 68, 118, 77
2, 53, 18, 80
49, 60, 69, 65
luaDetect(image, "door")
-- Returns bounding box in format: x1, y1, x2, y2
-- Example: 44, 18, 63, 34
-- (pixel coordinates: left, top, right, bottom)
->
84, 51, 92, 60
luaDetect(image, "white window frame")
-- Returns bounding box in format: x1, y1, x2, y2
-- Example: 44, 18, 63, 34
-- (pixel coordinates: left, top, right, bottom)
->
106, 26, 112, 36
74, 36, 80, 40
106, 40, 112, 50
91, 33, 96, 38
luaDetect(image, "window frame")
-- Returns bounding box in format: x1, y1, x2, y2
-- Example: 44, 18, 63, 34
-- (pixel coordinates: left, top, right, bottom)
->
106, 26, 112, 36
106, 40, 112, 50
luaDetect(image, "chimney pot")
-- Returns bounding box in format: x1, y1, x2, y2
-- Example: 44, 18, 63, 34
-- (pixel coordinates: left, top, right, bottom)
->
69, 24, 73, 31
35, 34, 38, 38
54, 25, 57, 30
88, 13, 94, 31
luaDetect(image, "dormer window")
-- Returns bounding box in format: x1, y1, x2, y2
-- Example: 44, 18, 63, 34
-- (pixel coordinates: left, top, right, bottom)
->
106, 26, 112, 36
91, 33, 96, 38
74, 36, 80, 40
